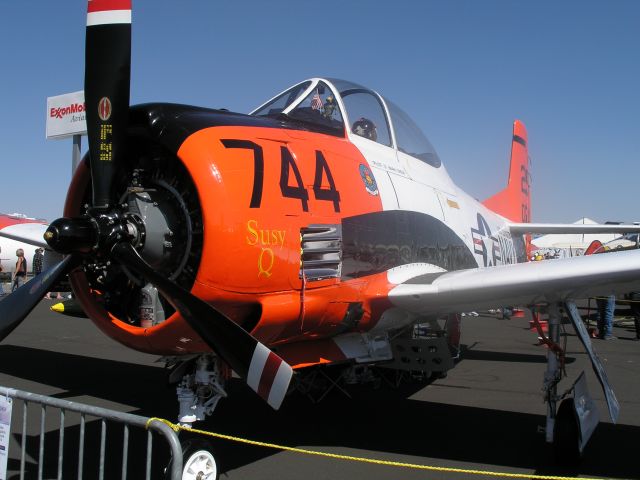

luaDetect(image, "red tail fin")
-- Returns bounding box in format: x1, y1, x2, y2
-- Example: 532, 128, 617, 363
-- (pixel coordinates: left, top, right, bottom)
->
483, 120, 531, 223
584, 240, 603, 256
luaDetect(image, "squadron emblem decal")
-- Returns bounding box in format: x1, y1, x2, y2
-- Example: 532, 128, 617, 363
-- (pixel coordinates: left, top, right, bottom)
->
359, 164, 378, 196
98, 97, 112, 121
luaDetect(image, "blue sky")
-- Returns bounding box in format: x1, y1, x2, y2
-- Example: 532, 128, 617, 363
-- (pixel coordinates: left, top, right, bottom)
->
1, 1, 638, 223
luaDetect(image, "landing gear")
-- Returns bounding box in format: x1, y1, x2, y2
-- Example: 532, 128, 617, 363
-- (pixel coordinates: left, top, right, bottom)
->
180, 438, 218, 480
166, 437, 219, 480
553, 398, 581, 466
165, 354, 226, 479
543, 303, 582, 465
542, 303, 563, 445
541, 300, 612, 464
166, 354, 229, 426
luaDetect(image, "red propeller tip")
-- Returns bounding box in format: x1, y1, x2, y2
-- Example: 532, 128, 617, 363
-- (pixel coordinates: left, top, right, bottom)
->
87, 0, 131, 26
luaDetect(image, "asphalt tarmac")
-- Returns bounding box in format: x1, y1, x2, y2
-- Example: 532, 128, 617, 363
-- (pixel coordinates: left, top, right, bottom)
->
0, 299, 639, 479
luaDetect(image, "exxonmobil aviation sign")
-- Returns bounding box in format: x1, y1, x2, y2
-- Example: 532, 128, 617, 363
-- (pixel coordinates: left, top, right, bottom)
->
46, 91, 87, 139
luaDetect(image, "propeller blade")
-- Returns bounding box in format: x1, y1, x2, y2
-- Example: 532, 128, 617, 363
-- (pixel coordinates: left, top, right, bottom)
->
84, 0, 132, 208
0, 255, 77, 341
111, 242, 293, 409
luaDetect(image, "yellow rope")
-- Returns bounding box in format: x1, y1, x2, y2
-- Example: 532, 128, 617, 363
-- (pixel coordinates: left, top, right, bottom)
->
146, 417, 606, 480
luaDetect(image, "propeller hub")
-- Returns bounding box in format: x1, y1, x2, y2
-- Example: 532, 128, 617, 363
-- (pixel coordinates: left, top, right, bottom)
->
91, 209, 133, 251
45, 210, 143, 256
45, 217, 99, 254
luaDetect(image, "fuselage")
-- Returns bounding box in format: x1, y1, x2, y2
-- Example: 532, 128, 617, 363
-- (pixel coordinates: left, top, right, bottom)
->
67, 78, 527, 360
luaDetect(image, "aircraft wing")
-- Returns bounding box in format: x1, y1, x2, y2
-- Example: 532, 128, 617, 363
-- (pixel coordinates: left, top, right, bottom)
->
385, 249, 640, 315
0, 223, 49, 249
509, 223, 640, 235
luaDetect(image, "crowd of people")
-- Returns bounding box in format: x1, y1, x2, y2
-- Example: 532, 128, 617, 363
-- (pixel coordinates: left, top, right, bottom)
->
531, 251, 560, 261
1, 248, 63, 299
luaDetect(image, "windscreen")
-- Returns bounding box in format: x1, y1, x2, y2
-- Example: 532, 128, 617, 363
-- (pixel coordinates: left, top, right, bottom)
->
252, 81, 311, 117
385, 98, 441, 168
287, 82, 344, 135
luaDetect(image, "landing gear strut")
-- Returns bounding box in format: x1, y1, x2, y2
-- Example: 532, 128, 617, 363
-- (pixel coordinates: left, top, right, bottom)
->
169, 354, 228, 426
164, 354, 227, 479
542, 303, 563, 445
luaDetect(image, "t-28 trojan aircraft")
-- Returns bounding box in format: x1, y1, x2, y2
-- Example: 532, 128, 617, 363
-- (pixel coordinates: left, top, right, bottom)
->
2, 0, 640, 474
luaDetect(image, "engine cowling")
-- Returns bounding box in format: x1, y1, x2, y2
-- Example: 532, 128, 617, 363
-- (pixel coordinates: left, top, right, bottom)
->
65, 133, 207, 353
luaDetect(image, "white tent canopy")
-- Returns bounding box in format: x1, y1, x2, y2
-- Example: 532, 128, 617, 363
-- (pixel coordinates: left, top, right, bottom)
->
531, 218, 622, 251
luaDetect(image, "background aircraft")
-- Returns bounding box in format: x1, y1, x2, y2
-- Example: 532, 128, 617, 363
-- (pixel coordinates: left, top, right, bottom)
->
0, 213, 48, 276
599, 233, 640, 252
2, 1, 640, 475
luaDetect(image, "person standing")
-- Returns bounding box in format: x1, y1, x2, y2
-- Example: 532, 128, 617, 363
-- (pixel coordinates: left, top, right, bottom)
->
596, 294, 616, 340
32, 248, 44, 276
12, 248, 27, 292
626, 292, 640, 341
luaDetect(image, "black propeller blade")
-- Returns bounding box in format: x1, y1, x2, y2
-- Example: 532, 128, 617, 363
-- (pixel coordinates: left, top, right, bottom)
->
0, 1, 132, 343
111, 242, 293, 409
80, 0, 293, 408
0, 0, 292, 413
84, 0, 132, 208
0, 255, 77, 341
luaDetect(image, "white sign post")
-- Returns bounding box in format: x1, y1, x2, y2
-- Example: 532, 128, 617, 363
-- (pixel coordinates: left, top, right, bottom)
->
46, 91, 87, 174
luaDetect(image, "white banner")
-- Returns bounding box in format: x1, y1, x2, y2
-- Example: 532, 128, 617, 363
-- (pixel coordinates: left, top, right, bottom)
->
0, 396, 12, 480
46, 91, 87, 139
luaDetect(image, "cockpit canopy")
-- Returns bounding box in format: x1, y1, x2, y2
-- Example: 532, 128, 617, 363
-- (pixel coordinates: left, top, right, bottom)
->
251, 78, 441, 168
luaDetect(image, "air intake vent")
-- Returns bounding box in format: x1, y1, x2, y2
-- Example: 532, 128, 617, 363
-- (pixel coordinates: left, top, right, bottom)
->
300, 224, 342, 281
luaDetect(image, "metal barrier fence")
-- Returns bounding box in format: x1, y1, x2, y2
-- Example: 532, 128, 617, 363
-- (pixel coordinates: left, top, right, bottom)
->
0, 386, 183, 480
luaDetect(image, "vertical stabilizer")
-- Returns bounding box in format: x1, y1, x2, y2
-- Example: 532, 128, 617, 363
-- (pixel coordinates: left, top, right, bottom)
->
483, 120, 531, 223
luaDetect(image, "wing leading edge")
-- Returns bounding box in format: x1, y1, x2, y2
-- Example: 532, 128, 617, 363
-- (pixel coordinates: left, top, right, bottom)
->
0, 223, 49, 249
386, 248, 640, 316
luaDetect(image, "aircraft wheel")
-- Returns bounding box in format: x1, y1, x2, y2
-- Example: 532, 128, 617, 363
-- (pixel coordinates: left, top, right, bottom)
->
553, 398, 581, 465
166, 437, 219, 480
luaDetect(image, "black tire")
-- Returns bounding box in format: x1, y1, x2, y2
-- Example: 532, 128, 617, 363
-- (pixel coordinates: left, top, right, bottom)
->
166, 437, 219, 480
553, 398, 581, 466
